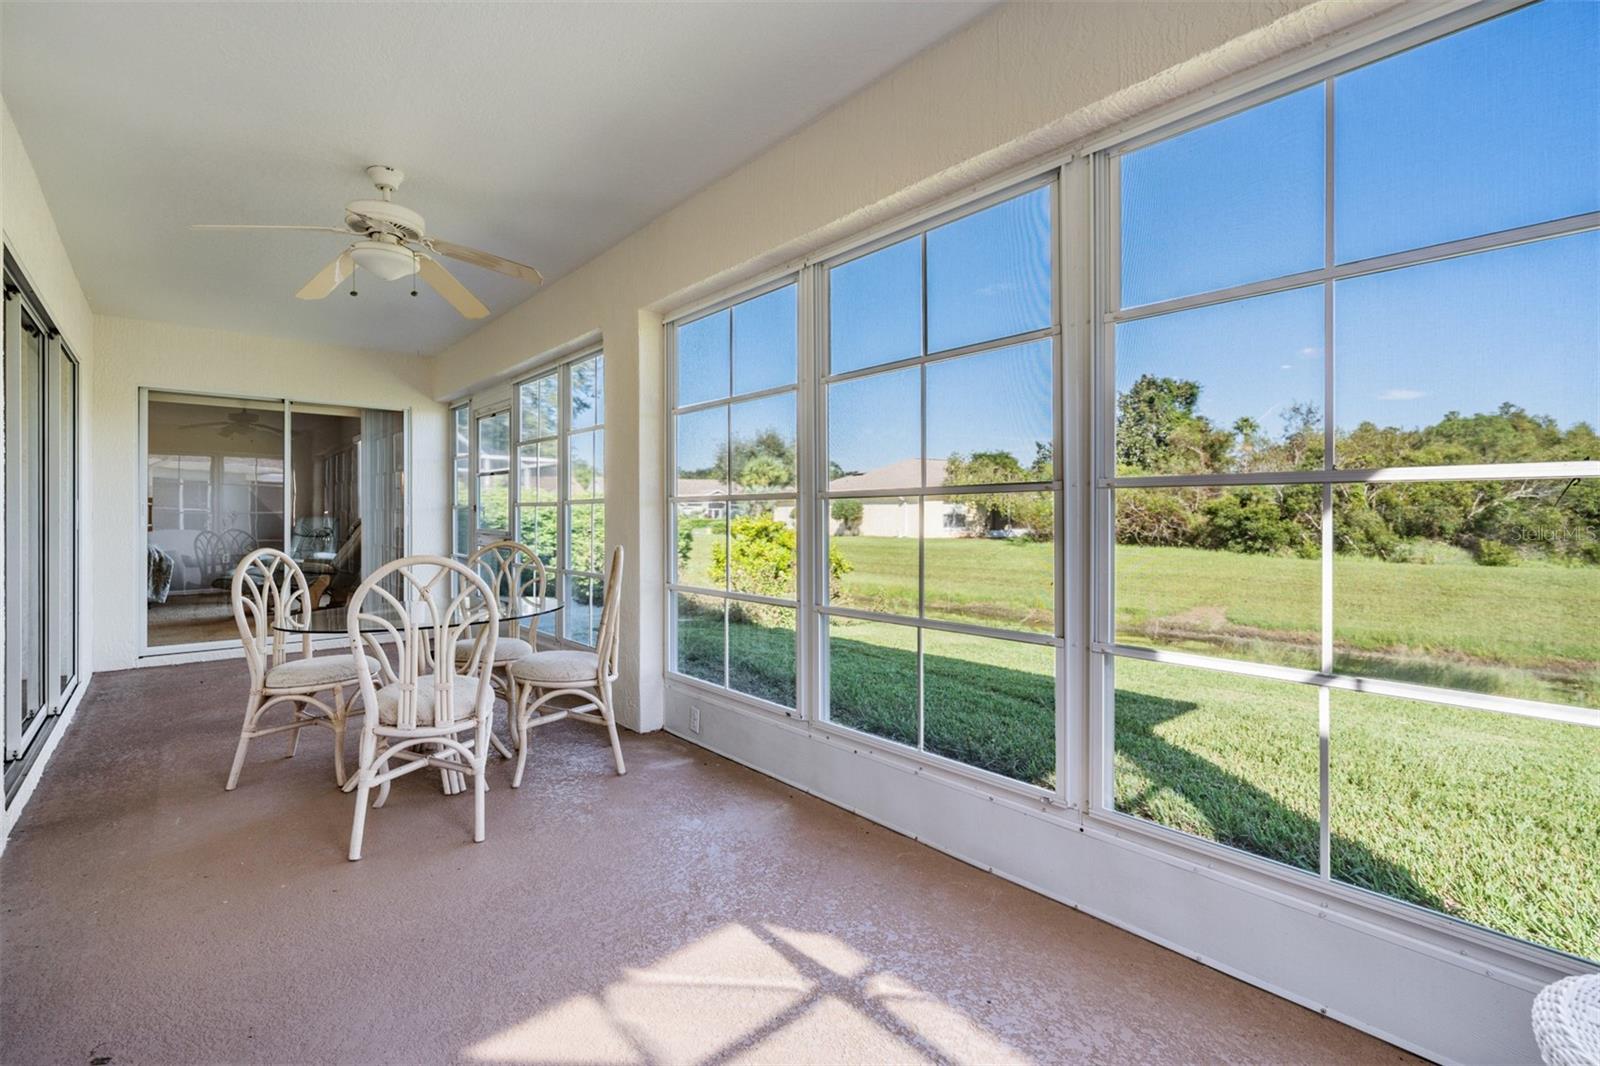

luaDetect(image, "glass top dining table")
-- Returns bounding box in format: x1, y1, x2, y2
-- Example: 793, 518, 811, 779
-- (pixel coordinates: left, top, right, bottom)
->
272, 596, 562, 635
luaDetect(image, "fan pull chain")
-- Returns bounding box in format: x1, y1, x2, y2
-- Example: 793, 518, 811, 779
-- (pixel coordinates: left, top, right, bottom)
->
411, 254, 419, 297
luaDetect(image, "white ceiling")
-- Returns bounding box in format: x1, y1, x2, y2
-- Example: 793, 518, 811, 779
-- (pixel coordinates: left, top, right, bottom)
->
2, 1, 991, 354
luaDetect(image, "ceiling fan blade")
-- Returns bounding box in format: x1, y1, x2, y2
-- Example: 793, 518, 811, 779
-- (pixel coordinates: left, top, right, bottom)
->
295, 250, 356, 300
424, 238, 543, 285
192, 224, 353, 235
418, 256, 490, 319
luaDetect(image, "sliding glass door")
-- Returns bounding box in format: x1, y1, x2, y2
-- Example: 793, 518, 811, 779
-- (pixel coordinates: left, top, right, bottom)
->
4, 257, 81, 780
6, 291, 49, 756
143, 391, 408, 650
145, 394, 287, 647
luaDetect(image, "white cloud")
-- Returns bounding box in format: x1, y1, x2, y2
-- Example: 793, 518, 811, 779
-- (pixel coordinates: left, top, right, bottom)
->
1377, 388, 1427, 401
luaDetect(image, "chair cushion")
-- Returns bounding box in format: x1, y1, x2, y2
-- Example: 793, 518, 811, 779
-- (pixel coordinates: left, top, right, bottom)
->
455, 636, 533, 665
373, 674, 491, 727
509, 650, 600, 685
265, 654, 380, 689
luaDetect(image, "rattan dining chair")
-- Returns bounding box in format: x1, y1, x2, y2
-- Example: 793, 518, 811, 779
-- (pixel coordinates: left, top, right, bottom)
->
226, 548, 379, 790
343, 555, 499, 861
463, 540, 547, 754
506, 546, 626, 787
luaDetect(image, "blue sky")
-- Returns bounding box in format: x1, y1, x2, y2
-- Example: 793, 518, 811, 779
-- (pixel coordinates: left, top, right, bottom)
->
1119, 0, 1599, 441
681, 0, 1598, 485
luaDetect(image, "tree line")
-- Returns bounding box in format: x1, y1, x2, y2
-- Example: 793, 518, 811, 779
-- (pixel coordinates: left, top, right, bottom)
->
1109, 375, 1597, 565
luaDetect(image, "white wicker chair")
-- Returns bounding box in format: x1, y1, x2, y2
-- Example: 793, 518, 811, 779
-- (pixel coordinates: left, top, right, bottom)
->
463, 539, 547, 756
343, 555, 498, 861
225, 548, 378, 790
1533, 973, 1600, 1066
506, 546, 625, 787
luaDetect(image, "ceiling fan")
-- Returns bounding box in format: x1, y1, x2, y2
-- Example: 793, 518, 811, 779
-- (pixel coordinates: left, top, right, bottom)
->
191, 407, 284, 438
192, 165, 542, 319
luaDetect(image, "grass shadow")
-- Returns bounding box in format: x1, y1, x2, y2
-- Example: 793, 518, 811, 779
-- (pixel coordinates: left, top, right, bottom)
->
1115, 686, 1444, 912
677, 605, 1448, 917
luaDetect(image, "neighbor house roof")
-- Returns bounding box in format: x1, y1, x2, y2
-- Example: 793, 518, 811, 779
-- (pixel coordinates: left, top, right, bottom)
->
830, 458, 947, 493
676, 478, 726, 497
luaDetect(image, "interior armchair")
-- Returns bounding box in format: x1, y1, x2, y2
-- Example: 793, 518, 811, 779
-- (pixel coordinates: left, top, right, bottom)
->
296, 517, 363, 609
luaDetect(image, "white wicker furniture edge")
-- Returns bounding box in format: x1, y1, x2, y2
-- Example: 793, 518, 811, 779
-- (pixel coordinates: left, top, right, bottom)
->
1533, 973, 1600, 1066
465, 538, 548, 760
343, 555, 499, 861
507, 546, 626, 786
226, 548, 372, 791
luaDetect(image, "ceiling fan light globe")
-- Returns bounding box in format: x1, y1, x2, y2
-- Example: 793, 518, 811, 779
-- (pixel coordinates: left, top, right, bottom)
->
350, 240, 416, 282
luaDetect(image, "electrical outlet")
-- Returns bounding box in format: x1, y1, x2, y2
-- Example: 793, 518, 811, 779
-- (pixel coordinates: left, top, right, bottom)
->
689, 705, 702, 734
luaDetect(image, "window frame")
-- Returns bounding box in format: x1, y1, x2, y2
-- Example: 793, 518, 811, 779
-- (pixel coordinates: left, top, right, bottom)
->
814, 174, 1065, 794
557, 352, 607, 647
664, 172, 1073, 803
473, 405, 513, 539
1087, 0, 1599, 963
505, 347, 607, 647
450, 403, 470, 560
4, 253, 82, 789
655, 0, 1596, 971
665, 273, 804, 712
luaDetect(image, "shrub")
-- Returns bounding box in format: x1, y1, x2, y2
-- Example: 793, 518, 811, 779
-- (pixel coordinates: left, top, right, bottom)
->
1198, 488, 1297, 554
1335, 494, 1404, 560
677, 524, 694, 567
1473, 539, 1518, 567
711, 514, 851, 624
830, 498, 863, 533
1115, 488, 1193, 546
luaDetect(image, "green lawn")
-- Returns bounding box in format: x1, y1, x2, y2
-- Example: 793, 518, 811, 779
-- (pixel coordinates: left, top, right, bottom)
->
1117, 544, 1599, 705
686, 530, 1598, 704
679, 603, 1599, 959
675, 532, 1600, 959
1115, 659, 1600, 961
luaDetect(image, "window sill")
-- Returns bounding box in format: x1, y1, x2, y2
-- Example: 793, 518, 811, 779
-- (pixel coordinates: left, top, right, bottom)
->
1081, 806, 1598, 988
665, 670, 1076, 819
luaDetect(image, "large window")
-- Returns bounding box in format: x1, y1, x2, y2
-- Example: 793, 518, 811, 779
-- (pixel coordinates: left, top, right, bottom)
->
5, 256, 81, 794
451, 404, 470, 559
822, 183, 1059, 786
558, 353, 606, 645
1100, 0, 1598, 960
483, 349, 607, 647
475, 408, 512, 537
666, 182, 1062, 785
656, 0, 1597, 967
669, 282, 800, 707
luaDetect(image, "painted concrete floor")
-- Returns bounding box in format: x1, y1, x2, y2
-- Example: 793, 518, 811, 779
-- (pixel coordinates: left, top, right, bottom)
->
0, 659, 1419, 1064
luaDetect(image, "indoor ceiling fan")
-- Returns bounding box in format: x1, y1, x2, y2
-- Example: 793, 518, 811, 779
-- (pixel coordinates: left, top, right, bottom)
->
190, 407, 284, 438
191, 165, 542, 319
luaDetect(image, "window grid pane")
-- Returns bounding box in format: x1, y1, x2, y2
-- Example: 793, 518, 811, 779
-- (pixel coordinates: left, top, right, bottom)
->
1103, 1, 1598, 961
502, 351, 606, 646
818, 183, 1062, 788
670, 283, 801, 701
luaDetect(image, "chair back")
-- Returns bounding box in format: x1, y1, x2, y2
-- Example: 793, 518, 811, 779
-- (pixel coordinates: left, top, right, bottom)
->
346, 555, 498, 731
466, 539, 547, 641
193, 528, 228, 585
594, 546, 625, 682
231, 548, 313, 687
220, 528, 258, 567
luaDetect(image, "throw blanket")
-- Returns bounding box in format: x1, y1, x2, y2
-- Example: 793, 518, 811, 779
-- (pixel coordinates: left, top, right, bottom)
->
147, 545, 174, 604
